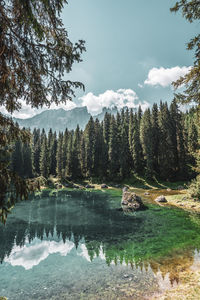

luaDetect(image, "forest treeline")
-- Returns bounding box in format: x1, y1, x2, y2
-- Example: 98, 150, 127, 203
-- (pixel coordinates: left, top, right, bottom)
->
11, 100, 199, 182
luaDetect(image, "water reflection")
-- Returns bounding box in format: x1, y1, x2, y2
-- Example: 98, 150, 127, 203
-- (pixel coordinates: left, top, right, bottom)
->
1, 190, 200, 299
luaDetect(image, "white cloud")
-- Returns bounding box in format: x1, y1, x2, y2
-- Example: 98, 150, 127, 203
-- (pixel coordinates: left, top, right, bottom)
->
0, 88, 150, 119
144, 66, 191, 87
79, 89, 149, 115
4, 239, 74, 270
0, 99, 77, 119
78, 244, 106, 262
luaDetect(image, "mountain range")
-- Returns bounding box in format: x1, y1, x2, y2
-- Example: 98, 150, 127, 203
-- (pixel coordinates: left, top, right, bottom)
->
12, 106, 118, 132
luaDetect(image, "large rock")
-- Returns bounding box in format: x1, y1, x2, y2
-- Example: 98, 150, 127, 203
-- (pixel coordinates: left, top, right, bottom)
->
121, 191, 145, 211
155, 195, 167, 203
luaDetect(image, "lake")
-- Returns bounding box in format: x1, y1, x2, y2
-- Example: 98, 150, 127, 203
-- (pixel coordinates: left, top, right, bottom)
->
1, 189, 200, 299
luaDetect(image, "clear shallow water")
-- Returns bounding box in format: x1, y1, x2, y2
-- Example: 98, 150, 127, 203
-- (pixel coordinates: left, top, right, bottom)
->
1, 189, 200, 299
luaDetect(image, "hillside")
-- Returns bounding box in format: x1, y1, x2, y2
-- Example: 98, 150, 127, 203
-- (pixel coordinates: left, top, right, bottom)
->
13, 106, 118, 132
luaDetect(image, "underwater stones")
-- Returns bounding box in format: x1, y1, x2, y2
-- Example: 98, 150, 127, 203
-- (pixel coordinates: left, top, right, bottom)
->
73, 185, 79, 189
55, 183, 62, 189
64, 183, 70, 187
144, 192, 150, 196
101, 184, 108, 189
155, 195, 167, 203
121, 191, 145, 211
85, 184, 94, 188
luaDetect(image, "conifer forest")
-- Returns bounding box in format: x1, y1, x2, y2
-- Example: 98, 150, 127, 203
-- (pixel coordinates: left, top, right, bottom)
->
11, 101, 198, 183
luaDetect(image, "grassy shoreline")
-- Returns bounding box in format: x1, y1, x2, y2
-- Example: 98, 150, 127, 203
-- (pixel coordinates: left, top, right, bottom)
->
165, 194, 200, 213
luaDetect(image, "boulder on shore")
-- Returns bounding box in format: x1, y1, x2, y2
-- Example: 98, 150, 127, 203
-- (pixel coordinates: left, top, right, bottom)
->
155, 195, 167, 203
121, 191, 145, 211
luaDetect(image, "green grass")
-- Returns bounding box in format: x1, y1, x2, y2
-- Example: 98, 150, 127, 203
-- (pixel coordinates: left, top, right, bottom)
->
121, 174, 188, 190
166, 194, 184, 201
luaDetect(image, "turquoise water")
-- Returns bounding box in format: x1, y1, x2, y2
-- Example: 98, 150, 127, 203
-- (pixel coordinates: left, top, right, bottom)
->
1, 189, 200, 299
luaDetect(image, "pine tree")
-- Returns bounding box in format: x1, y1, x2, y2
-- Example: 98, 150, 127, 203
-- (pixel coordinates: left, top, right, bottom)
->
56, 132, 63, 178
62, 129, 69, 173
120, 116, 132, 179
151, 103, 160, 174
80, 136, 87, 178
132, 113, 144, 173
108, 116, 120, 179
158, 102, 175, 180
84, 117, 95, 178
32, 128, 41, 176
11, 139, 24, 177
22, 140, 33, 178
94, 119, 106, 178
103, 112, 111, 177
49, 131, 57, 176
140, 109, 154, 179
71, 126, 81, 178
65, 132, 73, 178
40, 135, 49, 178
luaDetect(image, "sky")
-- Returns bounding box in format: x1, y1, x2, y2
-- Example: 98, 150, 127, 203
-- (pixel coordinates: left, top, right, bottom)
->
3, 0, 199, 118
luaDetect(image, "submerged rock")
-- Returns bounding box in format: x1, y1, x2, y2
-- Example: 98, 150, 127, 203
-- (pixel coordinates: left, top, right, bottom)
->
155, 195, 167, 203
85, 184, 94, 188
101, 184, 108, 189
121, 191, 145, 211
144, 192, 150, 196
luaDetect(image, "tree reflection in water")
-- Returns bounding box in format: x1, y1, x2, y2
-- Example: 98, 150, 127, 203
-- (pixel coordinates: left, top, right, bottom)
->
1, 189, 200, 287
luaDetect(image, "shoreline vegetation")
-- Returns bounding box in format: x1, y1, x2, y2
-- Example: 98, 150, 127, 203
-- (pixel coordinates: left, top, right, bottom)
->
32, 174, 200, 213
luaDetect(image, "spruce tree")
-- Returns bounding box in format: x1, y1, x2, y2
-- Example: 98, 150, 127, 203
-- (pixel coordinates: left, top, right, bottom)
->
56, 132, 63, 178
62, 129, 69, 173
151, 103, 160, 174
49, 132, 57, 176
11, 139, 24, 177
22, 141, 33, 178
132, 113, 144, 173
140, 109, 154, 179
108, 116, 120, 179
65, 132, 73, 178
94, 119, 106, 178
40, 135, 49, 179
80, 136, 87, 178
71, 126, 81, 179
32, 128, 41, 176
120, 117, 132, 179
84, 117, 95, 178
